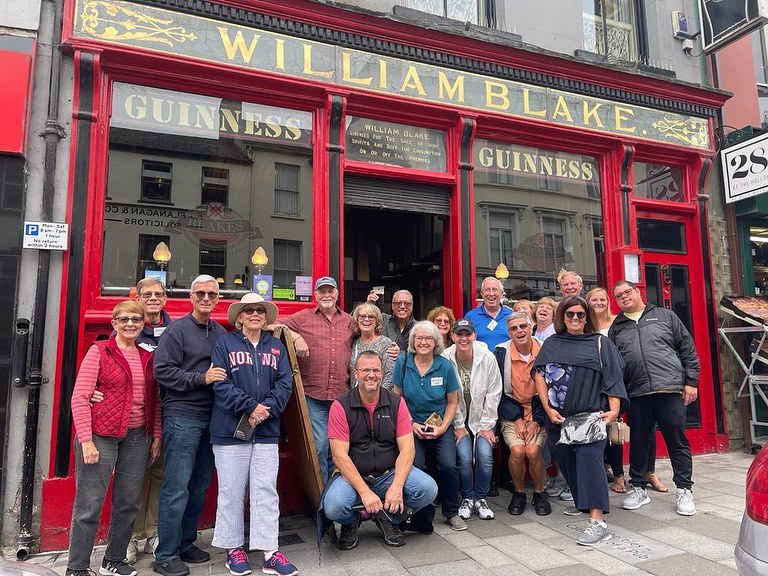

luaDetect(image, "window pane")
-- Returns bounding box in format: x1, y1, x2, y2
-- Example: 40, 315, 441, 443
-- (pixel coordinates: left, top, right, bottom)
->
405, 0, 478, 23
102, 82, 313, 301
274, 163, 300, 216
633, 162, 685, 202
637, 218, 686, 253
474, 138, 603, 299
583, 0, 637, 61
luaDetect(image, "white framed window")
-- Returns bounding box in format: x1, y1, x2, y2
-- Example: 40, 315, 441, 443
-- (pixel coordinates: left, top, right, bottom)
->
273, 239, 302, 288
201, 166, 229, 205
141, 160, 172, 203
404, 0, 479, 24
582, 0, 638, 62
274, 163, 300, 216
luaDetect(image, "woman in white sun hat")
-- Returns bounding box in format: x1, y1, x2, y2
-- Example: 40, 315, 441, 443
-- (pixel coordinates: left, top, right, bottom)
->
209, 294, 298, 576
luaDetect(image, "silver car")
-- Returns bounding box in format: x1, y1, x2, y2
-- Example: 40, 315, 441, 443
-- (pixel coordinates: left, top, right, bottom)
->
735, 445, 768, 575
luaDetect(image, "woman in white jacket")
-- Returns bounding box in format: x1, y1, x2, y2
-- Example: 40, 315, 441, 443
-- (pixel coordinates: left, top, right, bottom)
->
442, 318, 503, 520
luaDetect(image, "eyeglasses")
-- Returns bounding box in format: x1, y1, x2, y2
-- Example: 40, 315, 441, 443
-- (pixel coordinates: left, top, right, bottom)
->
114, 316, 144, 325
565, 311, 586, 320
614, 287, 635, 299
140, 291, 165, 299
414, 335, 434, 342
393, 301, 413, 308
357, 314, 376, 320
242, 307, 266, 316
433, 318, 451, 325
356, 368, 382, 375
193, 291, 219, 300
508, 323, 530, 332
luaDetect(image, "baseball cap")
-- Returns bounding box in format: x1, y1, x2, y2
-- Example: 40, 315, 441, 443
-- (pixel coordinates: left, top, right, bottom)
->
314, 276, 338, 290
452, 318, 476, 334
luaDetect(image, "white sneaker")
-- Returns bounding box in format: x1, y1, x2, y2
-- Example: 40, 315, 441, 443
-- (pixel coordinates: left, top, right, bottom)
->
676, 488, 696, 516
124, 539, 138, 565
458, 498, 473, 519
474, 499, 495, 520
144, 534, 159, 556
559, 488, 574, 501
622, 486, 651, 510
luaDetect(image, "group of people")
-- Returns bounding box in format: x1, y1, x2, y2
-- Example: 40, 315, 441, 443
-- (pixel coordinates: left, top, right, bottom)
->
66, 267, 702, 576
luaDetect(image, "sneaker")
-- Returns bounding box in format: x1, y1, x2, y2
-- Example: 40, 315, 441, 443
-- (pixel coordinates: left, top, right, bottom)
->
337, 515, 360, 551
563, 506, 582, 516
125, 539, 138, 565
622, 486, 651, 510
532, 492, 551, 516
144, 535, 159, 556
458, 498, 474, 519
66, 569, 92, 576
577, 519, 611, 546
474, 499, 495, 520
507, 491, 526, 515
373, 511, 405, 547
179, 545, 210, 564
545, 477, 567, 498
447, 515, 467, 531
152, 559, 190, 576
559, 487, 574, 501
225, 547, 251, 576
676, 488, 696, 516
262, 551, 298, 576
100, 560, 137, 576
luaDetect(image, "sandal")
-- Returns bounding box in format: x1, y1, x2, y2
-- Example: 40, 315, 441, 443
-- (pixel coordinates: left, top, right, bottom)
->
646, 472, 669, 493
611, 475, 627, 493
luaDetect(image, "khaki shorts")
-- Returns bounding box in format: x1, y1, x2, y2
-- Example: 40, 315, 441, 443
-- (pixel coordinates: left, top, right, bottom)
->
501, 419, 547, 448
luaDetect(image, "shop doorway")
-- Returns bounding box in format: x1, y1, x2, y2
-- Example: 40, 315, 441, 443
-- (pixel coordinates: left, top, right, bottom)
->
343, 178, 450, 318
637, 213, 703, 428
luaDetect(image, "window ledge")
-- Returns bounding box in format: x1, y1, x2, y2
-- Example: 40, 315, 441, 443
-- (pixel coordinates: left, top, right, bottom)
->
272, 213, 305, 221
138, 199, 175, 206
573, 50, 676, 79
391, 5, 522, 45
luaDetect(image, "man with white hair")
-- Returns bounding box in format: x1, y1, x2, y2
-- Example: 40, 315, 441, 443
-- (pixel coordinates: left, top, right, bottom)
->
465, 277, 512, 350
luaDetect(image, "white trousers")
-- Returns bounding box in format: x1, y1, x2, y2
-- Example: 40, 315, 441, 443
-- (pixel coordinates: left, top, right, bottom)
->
212, 443, 279, 551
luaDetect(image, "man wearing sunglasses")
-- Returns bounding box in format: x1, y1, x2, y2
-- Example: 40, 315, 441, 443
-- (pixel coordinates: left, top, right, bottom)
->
152, 275, 228, 576
608, 280, 700, 518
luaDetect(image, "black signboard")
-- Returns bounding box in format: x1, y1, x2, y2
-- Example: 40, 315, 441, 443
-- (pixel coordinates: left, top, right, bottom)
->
345, 117, 446, 172
700, 0, 768, 53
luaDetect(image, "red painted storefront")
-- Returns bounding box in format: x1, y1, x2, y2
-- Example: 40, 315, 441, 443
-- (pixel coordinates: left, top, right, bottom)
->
39, 0, 731, 550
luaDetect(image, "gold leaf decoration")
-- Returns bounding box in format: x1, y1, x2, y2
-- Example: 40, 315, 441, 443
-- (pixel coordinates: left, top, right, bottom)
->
652, 118, 709, 148
79, 0, 197, 47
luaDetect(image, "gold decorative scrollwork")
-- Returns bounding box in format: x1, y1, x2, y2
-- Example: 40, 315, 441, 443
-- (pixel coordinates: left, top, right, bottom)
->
652, 118, 709, 148
78, 0, 197, 47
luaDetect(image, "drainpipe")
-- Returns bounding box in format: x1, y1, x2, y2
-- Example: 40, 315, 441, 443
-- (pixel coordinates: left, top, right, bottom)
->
17, 0, 66, 559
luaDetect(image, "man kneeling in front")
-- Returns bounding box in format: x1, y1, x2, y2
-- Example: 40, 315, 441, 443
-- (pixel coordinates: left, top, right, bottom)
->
322, 351, 438, 550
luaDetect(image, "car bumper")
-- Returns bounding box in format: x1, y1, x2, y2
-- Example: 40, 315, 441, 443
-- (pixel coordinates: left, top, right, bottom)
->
735, 513, 768, 576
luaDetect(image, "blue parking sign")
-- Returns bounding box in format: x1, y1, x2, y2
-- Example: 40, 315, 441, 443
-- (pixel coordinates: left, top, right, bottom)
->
25, 224, 39, 236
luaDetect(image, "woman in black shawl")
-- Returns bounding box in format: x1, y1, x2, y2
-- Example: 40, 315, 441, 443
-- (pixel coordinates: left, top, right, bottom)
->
533, 295, 627, 547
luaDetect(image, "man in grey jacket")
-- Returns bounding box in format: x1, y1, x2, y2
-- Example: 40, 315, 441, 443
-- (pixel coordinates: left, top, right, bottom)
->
608, 280, 700, 517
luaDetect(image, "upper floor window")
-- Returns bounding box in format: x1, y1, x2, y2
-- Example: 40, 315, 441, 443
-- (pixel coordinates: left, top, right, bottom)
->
582, 0, 638, 61
201, 167, 229, 205
403, 0, 479, 24
274, 163, 300, 216
141, 160, 172, 203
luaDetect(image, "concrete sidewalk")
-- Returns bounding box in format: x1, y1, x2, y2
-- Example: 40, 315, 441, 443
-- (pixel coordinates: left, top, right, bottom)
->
23, 451, 753, 576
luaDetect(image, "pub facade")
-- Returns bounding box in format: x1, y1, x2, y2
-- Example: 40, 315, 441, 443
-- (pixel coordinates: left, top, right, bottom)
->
26, 0, 731, 550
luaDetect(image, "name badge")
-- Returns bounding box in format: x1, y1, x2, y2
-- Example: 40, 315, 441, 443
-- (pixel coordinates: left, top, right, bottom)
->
487, 319, 498, 331
154, 327, 167, 338
138, 342, 156, 353
430, 377, 443, 387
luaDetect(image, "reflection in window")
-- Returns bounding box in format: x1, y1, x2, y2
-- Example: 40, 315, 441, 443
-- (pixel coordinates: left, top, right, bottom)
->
102, 82, 313, 301
274, 163, 300, 216
582, 0, 637, 61
633, 162, 685, 202
274, 239, 302, 288
404, 0, 479, 24
473, 138, 603, 299
141, 160, 172, 203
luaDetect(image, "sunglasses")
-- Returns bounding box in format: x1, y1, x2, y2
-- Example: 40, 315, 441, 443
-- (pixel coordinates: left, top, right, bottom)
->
139, 291, 165, 299
242, 307, 267, 316
565, 311, 586, 320
114, 316, 144, 325
193, 291, 219, 300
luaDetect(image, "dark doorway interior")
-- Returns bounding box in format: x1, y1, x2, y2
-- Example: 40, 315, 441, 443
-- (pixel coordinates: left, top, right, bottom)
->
344, 207, 444, 319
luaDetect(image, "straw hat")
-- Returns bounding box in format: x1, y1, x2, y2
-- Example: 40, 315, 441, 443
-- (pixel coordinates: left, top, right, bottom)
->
227, 293, 278, 328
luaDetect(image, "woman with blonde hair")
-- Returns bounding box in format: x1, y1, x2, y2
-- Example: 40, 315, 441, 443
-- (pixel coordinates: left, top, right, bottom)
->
427, 306, 456, 349
349, 303, 395, 389
586, 287, 615, 336
513, 299, 535, 325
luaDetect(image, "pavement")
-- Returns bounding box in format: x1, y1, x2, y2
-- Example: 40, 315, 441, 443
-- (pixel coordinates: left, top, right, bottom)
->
21, 450, 754, 576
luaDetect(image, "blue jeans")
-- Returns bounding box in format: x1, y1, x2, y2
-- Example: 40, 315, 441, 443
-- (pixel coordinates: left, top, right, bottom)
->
322, 468, 437, 525
413, 426, 460, 518
156, 416, 215, 562
305, 396, 334, 483
456, 433, 494, 500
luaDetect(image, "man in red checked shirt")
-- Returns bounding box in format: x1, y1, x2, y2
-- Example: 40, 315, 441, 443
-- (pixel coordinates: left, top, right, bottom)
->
321, 351, 437, 550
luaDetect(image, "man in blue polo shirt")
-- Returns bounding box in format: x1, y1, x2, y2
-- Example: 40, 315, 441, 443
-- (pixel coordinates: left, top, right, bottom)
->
465, 277, 512, 350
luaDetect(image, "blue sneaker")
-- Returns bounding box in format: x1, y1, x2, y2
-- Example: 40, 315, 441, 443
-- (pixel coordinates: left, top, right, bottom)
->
226, 547, 251, 576
262, 552, 298, 576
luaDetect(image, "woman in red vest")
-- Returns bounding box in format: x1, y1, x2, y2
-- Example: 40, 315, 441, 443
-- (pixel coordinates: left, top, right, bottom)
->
66, 300, 162, 576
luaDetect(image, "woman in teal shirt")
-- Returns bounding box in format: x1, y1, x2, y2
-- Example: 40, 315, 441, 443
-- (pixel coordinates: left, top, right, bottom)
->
392, 320, 465, 531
